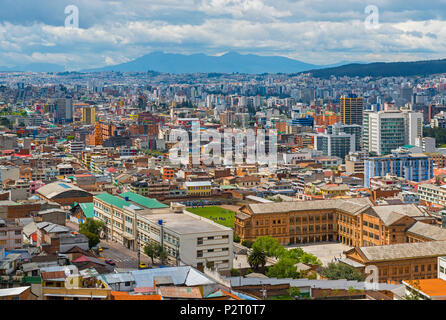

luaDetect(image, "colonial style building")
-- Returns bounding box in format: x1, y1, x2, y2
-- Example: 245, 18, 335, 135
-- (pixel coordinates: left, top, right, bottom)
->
344, 240, 446, 283
234, 199, 441, 247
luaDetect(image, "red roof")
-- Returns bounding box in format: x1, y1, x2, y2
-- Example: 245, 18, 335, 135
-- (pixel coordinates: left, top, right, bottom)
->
133, 287, 155, 293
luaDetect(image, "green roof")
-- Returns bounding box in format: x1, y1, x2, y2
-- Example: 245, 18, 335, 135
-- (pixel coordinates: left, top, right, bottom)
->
220, 185, 238, 189
94, 193, 139, 209
79, 202, 94, 218
119, 192, 168, 209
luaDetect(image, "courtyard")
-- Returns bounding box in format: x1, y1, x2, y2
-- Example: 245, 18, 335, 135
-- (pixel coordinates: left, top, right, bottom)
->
286, 242, 352, 266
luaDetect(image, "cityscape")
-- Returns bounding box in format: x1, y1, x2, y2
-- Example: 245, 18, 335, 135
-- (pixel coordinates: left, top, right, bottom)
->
1, 0, 446, 309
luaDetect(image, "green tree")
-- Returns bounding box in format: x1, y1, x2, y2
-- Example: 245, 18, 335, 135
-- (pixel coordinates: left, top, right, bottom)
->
266, 257, 300, 279
79, 218, 105, 236
248, 247, 267, 271
252, 236, 285, 258
320, 263, 365, 281
143, 242, 159, 264
403, 280, 423, 300
288, 287, 301, 298
241, 240, 254, 248
233, 233, 241, 243
82, 231, 100, 248
158, 249, 168, 265
230, 268, 241, 276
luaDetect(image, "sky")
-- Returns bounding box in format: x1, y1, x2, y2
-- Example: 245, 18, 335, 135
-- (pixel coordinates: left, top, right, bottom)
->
1, 0, 446, 70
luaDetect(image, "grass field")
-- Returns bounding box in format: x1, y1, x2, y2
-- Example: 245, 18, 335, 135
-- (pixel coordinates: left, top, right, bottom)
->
187, 206, 236, 229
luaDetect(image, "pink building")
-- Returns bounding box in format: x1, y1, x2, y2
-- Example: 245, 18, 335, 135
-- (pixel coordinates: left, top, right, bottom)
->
0, 219, 22, 250
29, 180, 45, 195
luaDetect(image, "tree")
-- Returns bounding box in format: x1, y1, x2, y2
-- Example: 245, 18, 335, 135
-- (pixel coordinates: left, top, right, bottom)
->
79, 219, 105, 249
403, 280, 423, 300
248, 247, 267, 271
241, 240, 254, 248
266, 257, 300, 279
82, 231, 100, 248
288, 287, 301, 298
143, 242, 159, 264
252, 236, 285, 258
320, 263, 365, 281
79, 218, 105, 237
158, 249, 168, 265
233, 233, 241, 243
230, 268, 241, 277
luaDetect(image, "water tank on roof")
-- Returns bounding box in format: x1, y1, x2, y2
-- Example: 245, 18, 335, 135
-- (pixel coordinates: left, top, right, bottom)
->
158, 219, 163, 225
125, 196, 129, 201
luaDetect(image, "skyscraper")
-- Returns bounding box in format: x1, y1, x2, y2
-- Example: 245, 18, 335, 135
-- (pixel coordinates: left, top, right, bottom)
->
81, 106, 96, 125
362, 109, 423, 155
340, 94, 363, 125
54, 97, 73, 124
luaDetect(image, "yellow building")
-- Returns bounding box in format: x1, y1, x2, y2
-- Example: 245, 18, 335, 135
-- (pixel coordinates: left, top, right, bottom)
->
81, 106, 96, 125
41, 267, 111, 300
185, 181, 212, 197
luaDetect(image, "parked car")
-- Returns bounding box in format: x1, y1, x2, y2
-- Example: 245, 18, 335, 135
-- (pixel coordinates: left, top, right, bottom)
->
138, 263, 150, 269
105, 259, 115, 266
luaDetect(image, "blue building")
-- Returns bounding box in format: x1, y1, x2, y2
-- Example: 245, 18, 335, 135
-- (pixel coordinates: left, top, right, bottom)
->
364, 151, 433, 188
291, 115, 314, 128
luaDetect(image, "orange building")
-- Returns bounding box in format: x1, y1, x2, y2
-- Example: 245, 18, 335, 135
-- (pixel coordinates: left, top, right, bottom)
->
234, 199, 442, 247
344, 240, 446, 283
162, 167, 176, 180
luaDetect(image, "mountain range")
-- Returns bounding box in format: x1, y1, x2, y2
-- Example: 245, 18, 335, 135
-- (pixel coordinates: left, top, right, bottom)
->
298, 59, 446, 78
82, 51, 347, 74
2, 52, 446, 78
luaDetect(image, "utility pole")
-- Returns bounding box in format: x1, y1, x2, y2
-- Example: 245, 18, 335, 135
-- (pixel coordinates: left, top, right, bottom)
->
137, 229, 140, 267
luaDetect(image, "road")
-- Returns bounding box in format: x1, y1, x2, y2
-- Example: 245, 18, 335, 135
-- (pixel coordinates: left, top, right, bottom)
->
65, 219, 153, 270
98, 239, 152, 269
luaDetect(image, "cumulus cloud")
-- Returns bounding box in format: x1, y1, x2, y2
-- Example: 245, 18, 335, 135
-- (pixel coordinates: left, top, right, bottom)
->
0, 0, 445, 69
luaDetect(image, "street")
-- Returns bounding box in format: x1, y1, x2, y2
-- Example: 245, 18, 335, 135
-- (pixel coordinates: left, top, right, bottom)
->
65, 219, 152, 270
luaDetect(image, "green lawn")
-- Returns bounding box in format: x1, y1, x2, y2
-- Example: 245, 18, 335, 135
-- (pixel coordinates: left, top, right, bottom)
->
187, 206, 235, 229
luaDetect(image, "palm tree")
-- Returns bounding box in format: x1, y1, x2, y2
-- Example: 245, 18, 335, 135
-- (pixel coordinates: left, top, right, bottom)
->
248, 247, 267, 271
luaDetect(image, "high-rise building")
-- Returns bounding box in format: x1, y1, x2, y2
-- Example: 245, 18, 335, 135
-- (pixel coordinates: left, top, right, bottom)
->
364, 151, 433, 188
54, 97, 73, 124
327, 122, 362, 151
363, 109, 423, 155
315, 133, 355, 161
340, 94, 363, 125
81, 106, 96, 125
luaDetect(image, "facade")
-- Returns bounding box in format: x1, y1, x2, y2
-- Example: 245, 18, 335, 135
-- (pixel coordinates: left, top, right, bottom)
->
54, 98, 73, 124
315, 133, 355, 161
185, 181, 212, 197
234, 198, 441, 247
328, 123, 362, 152
341, 94, 363, 126
418, 184, 446, 207
363, 110, 423, 156
92, 192, 233, 270
364, 151, 433, 188
0, 218, 22, 250
81, 106, 96, 125
345, 240, 446, 283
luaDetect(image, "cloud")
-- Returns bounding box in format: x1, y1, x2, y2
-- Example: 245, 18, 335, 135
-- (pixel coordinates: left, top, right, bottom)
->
0, 0, 445, 69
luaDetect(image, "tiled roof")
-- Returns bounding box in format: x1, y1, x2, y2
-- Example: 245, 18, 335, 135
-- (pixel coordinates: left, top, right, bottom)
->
406, 222, 446, 241
358, 240, 446, 262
